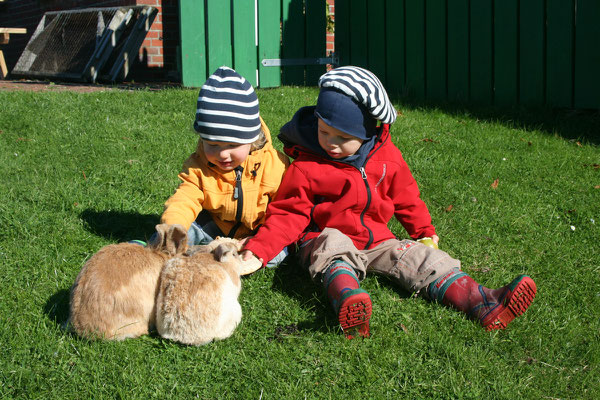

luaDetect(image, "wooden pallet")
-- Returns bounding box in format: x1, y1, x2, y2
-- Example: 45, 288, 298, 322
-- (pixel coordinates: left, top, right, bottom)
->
1, 27, 27, 79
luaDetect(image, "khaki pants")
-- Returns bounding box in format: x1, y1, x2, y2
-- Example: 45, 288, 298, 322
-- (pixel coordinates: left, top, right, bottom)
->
298, 228, 460, 294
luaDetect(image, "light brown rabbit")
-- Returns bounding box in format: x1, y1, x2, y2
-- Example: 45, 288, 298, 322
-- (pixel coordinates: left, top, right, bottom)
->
155, 237, 258, 346
69, 224, 188, 340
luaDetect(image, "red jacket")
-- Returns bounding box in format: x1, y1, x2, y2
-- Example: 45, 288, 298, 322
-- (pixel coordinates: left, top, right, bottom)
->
245, 108, 436, 265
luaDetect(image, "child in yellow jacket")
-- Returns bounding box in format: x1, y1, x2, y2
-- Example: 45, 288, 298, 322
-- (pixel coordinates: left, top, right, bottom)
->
158, 66, 289, 266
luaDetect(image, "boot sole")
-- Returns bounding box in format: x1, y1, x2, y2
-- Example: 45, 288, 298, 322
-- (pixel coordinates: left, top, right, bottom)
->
338, 290, 372, 339
483, 275, 537, 331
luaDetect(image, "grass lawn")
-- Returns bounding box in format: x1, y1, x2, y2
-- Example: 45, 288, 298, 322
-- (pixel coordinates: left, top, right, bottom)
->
0, 86, 599, 399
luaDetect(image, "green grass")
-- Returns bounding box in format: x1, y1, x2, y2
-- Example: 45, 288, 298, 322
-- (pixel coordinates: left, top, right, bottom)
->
1, 86, 599, 399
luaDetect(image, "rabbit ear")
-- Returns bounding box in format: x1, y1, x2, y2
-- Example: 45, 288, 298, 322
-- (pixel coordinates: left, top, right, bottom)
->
165, 224, 188, 256
151, 224, 188, 256
213, 243, 237, 263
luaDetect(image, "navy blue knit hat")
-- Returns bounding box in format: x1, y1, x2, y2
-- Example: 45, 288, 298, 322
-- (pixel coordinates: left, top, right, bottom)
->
315, 66, 397, 139
193, 66, 261, 144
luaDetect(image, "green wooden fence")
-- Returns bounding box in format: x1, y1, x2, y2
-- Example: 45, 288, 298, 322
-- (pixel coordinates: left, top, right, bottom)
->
179, 0, 326, 88
335, 0, 600, 109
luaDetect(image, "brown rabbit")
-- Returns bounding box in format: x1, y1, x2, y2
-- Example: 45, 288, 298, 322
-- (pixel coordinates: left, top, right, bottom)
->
69, 224, 188, 340
155, 237, 257, 346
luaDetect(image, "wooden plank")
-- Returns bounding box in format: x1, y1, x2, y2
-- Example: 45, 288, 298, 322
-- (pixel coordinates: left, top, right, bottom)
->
493, 0, 518, 106
447, 0, 469, 102
385, 0, 405, 97
0, 28, 27, 34
335, 0, 351, 66
425, 0, 447, 101
519, 0, 545, 105
574, 0, 600, 109
367, 0, 386, 84
546, 0, 574, 108
206, 0, 232, 75
470, 0, 493, 104
257, 0, 281, 88
405, 0, 425, 99
179, 0, 206, 87
281, 0, 305, 85
306, 0, 326, 85
232, 0, 258, 87
349, 0, 368, 67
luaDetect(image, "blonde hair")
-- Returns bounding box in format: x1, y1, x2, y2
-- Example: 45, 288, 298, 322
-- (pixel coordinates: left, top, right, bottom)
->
250, 129, 267, 152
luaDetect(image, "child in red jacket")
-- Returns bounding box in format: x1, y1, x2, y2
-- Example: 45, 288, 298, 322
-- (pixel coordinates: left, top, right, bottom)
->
243, 66, 536, 339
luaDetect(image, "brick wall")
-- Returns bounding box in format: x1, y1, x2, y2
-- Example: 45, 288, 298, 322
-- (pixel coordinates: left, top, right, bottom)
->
0, 0, 179, 81
326, 0, 334, 55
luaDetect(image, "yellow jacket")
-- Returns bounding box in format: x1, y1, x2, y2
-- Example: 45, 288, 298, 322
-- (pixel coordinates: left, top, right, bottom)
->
160, 118, 289, 239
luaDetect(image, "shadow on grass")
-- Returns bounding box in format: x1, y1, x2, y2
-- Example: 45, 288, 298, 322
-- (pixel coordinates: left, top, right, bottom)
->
392, 97, 600, 145
44, 288, 70, 328
269, 255, 415, 336
270, 256, 334, 335
80, 209, 160, 242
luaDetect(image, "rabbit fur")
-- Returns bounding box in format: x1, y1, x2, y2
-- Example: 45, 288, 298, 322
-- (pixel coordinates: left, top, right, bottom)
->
68, 224, 188, 340
155, 237, 247, 346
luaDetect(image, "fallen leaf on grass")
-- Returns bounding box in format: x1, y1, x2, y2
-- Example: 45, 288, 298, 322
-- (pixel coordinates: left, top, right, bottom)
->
445, 205, 454, 212
400, 323, 409, 334
595, 185, 600, 189
420, 138, 438, 143
491, 179, 499, 189
16, 137, 31, 142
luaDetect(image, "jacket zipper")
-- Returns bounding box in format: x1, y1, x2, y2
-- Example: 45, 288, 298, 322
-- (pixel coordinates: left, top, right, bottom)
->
229, 166, 244, 237
357, 132, 388, 249
359, 166, 374, 249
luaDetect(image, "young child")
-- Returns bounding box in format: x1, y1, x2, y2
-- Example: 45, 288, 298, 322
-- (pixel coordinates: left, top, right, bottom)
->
158, 66, 289, 266
243, 66, 536, 338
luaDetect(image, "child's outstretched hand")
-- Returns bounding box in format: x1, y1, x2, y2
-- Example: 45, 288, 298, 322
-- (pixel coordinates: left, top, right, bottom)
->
241, 249, 263, 265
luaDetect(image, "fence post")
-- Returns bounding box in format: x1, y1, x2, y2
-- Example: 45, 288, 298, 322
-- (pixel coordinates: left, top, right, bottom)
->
179, 0, 206, 87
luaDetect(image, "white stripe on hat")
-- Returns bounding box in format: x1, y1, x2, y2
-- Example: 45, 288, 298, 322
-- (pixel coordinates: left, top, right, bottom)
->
201, 84, 255, 96
197, 96, 259, 108
196, 109, 260, 120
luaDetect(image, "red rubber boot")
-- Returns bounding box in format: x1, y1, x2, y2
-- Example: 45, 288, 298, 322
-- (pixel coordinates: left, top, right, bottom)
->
428, 270, 536, 330
323, 261, 372, 339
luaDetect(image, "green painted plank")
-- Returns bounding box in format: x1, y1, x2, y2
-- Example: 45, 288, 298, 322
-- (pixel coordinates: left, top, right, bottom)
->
281, 0, 305, 85
405, 0, 425, 99
519, 0, 545, 105
335, 0, 351, 66
425, 0, 446, 100
179, 0, 206, 87
206, 0, 232, 75
546, 0, 574, 108
493, 0, 518, 106
574, 0, 600, 109
367, 0, 386, 84
349, 0, 368, 67
257, 0, 281, 88
385, 0, 405, 97
232, 0, 258, 87
470, 0, 493, 104
306, 0, 326, 85
447, 0, 469, 102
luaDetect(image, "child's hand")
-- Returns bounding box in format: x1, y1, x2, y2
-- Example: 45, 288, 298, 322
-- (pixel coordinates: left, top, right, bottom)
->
432, 235, 439, 245
241, 249, 263, 265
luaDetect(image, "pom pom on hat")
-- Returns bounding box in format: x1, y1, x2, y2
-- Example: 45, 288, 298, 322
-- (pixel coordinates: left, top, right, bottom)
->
318, 66, 397, 125
193, 66, 261, 144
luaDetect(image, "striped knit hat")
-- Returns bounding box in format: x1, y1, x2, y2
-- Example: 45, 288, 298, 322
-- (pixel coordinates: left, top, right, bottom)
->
193, 66, 261, 144
317, 66, 397, 128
